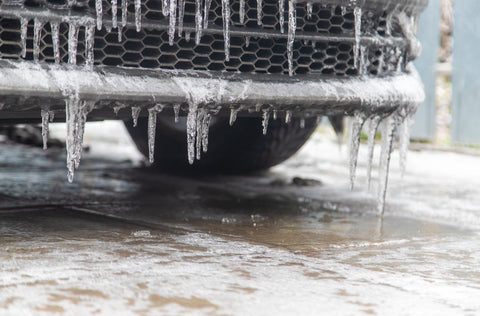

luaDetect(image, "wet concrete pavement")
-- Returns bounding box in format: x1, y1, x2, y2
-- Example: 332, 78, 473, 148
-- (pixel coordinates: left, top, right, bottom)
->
1, 122, 480, 315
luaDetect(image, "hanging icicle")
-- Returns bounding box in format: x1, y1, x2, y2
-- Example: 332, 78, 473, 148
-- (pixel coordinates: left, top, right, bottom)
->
85, 24, 96, 68
257, 0, 263, 25
204, 0, 213, 28
279, 0, 285, 33
50, 22, 60, 63
178, 0, 186, 36
20, 18, 28, 59
68, 23, 79, 64
287, 0, 296, 76
348, 113, 366, 190
353, 7, 362, 70
41, 110, 50, 150
377, 115, 397, 214
168, 0, 177, 45
366, 115, 381, 191
285, 110, 292, 123
112, 0, 118, 28
96, 0, 103, 30
195, 0, 203, 44
262, 110, 270, 135
186, 102, 198, 164
135, 0, 142, 31
33, 19, 44, 62
131, 106, 141, 127
222, 0, 231, 61
240, 0, 246, 23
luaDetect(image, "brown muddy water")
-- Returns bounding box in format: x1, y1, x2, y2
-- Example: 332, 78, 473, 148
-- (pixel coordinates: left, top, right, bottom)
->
1, 122, 480, 315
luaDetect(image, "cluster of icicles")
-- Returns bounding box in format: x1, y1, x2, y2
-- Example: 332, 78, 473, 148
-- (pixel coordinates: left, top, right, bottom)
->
17, 0, 378, 76
40, 101, 414, 214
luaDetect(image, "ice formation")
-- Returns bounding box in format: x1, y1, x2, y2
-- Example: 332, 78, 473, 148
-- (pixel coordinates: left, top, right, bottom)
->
3, 1, 422, 214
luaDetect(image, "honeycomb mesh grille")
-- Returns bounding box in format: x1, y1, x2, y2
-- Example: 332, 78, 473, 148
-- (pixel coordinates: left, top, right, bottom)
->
0, 0, 403, 76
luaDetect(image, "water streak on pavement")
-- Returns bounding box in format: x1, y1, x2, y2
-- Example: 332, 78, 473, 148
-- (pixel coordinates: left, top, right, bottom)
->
1, 122, 480, 315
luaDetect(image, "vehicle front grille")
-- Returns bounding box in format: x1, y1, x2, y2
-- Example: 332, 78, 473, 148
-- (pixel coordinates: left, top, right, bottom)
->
0, 0, 408, 76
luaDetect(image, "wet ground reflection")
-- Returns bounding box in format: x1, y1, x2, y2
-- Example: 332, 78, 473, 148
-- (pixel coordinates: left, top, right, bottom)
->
1, 131, 480, 315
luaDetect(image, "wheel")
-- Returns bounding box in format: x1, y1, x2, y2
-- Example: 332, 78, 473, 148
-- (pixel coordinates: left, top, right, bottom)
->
124, 114, 317, 174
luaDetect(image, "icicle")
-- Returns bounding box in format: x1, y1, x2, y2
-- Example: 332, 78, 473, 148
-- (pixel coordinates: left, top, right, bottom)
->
65, 97, 90, 183
195, 109, 204, 160
353, 7, 362, 69
222, 0, 231, 61
162, 0, 169, 16
257, 0, 263, 25
168, 0, 177, 45
285, 110, 292, 123
395, 47, 403, 72
287, 0, 296, 76
203, 0, 213, 28
366, 116, 381, 190
85, 24, 95, 68
41, 110, 50, 150
112, 0, 118, 28
33, 19, 43, 62
135, 0, 142, 32
359, 45, 367, 75
300, 118, 305, 128
245, 36, 250, 47
273, 109, 277, 120
178, 0, 185, 36
306, 2, 313, 19
186, 103, 198, 164
50, 22, 61, 63
147, 106, 163, 163
195, 0, 203, 44
377, 48, 384, 75
49, 111, 55, 122
377, 115, 397, 214
240, 0, 246, 23
279, 0, 285, 33
95, 0, 103, 30
348, 112, 366, 190
131, 106, 141, 127
173, 104, 180, 123
20, 18, 28, 59
229, 107, 239, 126
262, 110, 269, 135
68, 23, 79, 64
201, 111, 211, 153
122, 0, 128, 27
341, 6, 346, 16
185, 31, 191, 42
118, 28, 123, 42
399, 113, 414, 177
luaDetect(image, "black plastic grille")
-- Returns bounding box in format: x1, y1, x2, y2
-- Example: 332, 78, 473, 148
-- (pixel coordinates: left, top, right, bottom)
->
0, 0, 404, 76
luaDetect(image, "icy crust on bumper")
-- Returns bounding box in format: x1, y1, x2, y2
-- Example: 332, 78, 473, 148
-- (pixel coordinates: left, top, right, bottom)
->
0, 60, 424, 116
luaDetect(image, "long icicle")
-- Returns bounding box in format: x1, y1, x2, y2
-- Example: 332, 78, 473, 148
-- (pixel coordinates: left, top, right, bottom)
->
147, 106, 163, 163
221, 0, 231, 61
178, 0, 186, 36
50, 22, 61, 63
196, 109, 204, 160
257, 0, 263, 25
287, 0, 296, 76
41, 110, 50, 150
168, 0, 177, 45
201, 112, 211, 153
195, 0, 203, 44
240, 0, 246, 23
20, 18, 28, 58
112, 0, 118, 28
68, 23, 79, 64
131, 106, 141, 127
366, 115, 381, 191
348, 112, 366, 190
33, 19, 44, 62
262, 110, 270, 135
186, 102, 198, 164
377, 115, 397, 215
399, 113, 415, 177
279, 0, 285, 33
162, 0, 169, 16
353, 7, 362, 69
122, 0, 128, 27
135, 0, 142, 31
85, 24, 95, 68
95, 0, 103, 30
203, 0, 213, 28
173, 104, 180, 123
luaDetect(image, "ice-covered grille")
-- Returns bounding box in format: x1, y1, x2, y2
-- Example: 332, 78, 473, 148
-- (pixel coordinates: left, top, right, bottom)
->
0, 0, 406, 75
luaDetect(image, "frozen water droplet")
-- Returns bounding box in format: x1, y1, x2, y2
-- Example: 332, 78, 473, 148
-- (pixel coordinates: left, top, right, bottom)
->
68, 23, 79, 64
111, 0, 118, 28
173, 104, 180, 123
33, 19, 44, 62
353, 7, 362, 70
131, 106, 141, 127
41, 110, 50, 150
239, 0, 246, 23
51, 22, 60, 63
287, 0, 296, 76
168, 0, 177, 45
85, 24, 95, 68
306, 2, 312, 19
262, 110, 270, 135
222, 0, 231, 61
96, 0, 103, 30
279, 0, 285, 33
285, 110, 292, 123
366, 116, 381, 190
186, 103, 198, 164
20, 18, 28, 59
348, 112, 366, 190
135, 0, 142, 31
257, 0, 263, 25
195, 0, 203, 44
178, 0, 186, 36
377, 115, 397, 214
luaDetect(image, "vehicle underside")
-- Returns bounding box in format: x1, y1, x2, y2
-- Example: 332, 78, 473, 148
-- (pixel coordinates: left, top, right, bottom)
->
0, 0, 428, 212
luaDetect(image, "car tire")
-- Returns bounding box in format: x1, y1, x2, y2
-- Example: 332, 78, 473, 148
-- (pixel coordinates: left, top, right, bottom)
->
124, 115, 317, 174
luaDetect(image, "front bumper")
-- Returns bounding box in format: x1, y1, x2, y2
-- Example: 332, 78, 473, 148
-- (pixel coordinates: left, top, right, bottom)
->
0, 60, 424, 121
